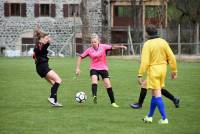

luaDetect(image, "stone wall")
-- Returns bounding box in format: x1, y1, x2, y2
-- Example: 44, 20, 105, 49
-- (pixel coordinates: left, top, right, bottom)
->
0, 0, 102, 56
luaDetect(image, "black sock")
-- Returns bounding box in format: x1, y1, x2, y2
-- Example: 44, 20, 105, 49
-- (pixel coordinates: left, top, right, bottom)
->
50, 82, 60, 103
138, 88, 147, 105
92, 84, 97, 96
107, 87, 115, 104
161, 88, 175, 102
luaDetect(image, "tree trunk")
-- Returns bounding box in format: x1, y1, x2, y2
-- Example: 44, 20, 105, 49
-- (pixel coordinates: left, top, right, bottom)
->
80, 0, 90, 44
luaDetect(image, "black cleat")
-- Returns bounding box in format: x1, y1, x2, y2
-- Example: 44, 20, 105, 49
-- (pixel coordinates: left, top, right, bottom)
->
130, 103, 142, 109
174, 97, 180, 108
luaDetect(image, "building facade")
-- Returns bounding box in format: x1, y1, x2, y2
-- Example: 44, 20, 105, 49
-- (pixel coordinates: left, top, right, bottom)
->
0, 0, 168, 56
0, 0, 103, 56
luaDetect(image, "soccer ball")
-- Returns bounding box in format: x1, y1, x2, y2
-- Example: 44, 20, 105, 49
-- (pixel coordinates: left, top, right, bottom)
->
75, 91, 87, 103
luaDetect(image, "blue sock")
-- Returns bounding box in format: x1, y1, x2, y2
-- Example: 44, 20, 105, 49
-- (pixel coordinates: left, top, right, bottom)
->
148, 96, 157, 117
156, 97, 167, 120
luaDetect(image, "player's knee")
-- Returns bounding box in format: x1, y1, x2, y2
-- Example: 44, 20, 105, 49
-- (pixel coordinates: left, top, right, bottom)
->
104, 82, 111, 88
92, 79, 98, 84
56, 78, 62, 84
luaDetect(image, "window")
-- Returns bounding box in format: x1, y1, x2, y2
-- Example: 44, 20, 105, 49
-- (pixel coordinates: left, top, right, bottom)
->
11, 3, 20, 16
4, 3, 26, 17
145, 5, 166, 26
114, 6, 132, 17
113, 5, 133, 26
40, 4, 50, 16
0, 47, 5, 56
34, 4, 56, 17
63, 4, 80, 17
145, 6, 158, 19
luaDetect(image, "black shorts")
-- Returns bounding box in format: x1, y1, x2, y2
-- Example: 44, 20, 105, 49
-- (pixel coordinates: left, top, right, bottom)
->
90, 69, 110, 80
36, 62, 51, 78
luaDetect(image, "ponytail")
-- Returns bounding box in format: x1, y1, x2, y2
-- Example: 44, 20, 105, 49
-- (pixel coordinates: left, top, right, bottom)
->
33, 27, 48, 41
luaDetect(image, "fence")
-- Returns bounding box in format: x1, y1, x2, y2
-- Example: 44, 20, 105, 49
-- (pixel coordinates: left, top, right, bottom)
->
1, 24, 199, 58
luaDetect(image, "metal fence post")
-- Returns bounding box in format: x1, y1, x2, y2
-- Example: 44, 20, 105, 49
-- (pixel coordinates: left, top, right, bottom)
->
72, 13, 76, 57
178, 24, 181, 60
196, 23, 199, 55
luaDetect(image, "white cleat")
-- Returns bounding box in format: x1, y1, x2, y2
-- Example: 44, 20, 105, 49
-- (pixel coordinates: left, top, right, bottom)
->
48, 97, 63, 107
158, 118, 168, 124
52, 102, 63, 107
48, 97, 55, 105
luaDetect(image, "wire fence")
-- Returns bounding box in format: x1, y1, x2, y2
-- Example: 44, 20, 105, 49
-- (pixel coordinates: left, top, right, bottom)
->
1, 24, 199, 59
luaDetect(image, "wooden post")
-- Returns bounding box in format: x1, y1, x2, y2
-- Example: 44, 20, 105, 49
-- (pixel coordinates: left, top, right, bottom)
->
128, 26, 134, 55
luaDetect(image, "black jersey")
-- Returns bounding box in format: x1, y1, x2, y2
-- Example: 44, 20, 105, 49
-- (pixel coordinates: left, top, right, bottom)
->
33, 42, 50, 65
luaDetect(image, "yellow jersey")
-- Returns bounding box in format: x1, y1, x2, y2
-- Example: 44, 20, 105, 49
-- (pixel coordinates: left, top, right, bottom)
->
138, 37, 177, 77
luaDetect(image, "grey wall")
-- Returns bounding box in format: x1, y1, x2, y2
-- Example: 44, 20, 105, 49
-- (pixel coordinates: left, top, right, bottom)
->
0, 0, 102, 55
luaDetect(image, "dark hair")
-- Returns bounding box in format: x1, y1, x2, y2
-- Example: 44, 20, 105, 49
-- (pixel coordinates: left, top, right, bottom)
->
33, 28, 48, 40
146, 24, 158, 36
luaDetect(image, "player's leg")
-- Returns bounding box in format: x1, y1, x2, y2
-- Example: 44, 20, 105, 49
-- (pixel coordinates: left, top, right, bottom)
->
91, 75, 98, 104
161, 88, 180, 108
101, 70, 119, 108
160, 65, 180, 108
143, 89, 158, 123
155, 68, 168, 124
103, 78, 119, 108
46, 70, 62, 106
45, 77, 54, 85
90, 70, 98, 104
130, 80, 147, 109
152, 89, 168, 124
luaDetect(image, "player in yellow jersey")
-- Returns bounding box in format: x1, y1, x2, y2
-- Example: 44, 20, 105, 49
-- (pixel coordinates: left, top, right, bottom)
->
138, 24, 177, 124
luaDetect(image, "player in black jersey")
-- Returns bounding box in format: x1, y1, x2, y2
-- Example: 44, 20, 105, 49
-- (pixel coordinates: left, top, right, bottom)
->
33, 27, 62, 107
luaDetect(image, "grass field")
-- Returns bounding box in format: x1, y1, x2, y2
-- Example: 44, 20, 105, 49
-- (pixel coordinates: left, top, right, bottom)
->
0, 57, 200, 134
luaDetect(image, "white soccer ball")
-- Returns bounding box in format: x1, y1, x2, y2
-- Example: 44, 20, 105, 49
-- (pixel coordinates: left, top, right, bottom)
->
75, 91, 87, 103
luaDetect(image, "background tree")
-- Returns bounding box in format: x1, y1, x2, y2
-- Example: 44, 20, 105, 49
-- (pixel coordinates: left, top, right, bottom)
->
80, 0, 90, 44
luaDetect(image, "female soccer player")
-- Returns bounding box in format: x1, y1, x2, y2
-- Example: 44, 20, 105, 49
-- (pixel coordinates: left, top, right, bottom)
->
75, 33, 127, 108
138, 24, 177, 124
33, 27, 62, 107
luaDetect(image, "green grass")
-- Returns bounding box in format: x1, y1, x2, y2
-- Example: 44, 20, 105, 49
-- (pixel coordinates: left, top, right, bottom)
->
0, 57, 200, 134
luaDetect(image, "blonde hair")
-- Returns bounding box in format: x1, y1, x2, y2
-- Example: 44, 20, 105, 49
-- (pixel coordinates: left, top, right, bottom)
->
33, 27, 48, 40
91, 33, 100, 41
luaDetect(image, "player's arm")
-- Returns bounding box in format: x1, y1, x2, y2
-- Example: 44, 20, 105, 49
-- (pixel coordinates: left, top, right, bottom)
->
75, 49, 89, 76
165, 43, 177, 79
76, 56, 82, 76
138, 43, 150, 84
112, 44, 127, 50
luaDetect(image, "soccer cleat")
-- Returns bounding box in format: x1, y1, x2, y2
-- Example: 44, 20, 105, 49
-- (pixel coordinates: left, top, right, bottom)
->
48, 97, 63, 107
111, 103, 120, 108
143, 116, 153, 123
48, 97, 56, 105
93, 96, 97, 104
174, 97, 180, 108
130, 103, 142, 109
52, 102, 63, 107
158, 119, 168, 124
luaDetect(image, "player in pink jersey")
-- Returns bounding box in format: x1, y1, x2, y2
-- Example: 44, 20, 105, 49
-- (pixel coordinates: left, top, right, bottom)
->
76, 33, 127, 108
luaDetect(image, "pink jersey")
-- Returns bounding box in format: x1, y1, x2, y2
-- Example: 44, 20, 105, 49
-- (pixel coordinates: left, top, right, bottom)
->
80, 44, 112, 70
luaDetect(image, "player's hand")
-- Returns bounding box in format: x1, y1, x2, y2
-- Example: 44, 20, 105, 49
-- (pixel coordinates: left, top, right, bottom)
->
141, 80, 147, 88
48, 36, 53, 43
137, 76, 143, 85
171, 72, 177, 80
122, 45, 127, 50
76, 68, 81, 76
